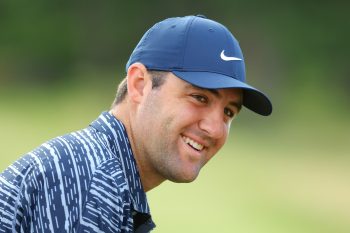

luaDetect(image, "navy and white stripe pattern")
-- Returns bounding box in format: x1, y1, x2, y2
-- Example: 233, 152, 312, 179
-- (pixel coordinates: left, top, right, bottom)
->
0, 112, 155, 233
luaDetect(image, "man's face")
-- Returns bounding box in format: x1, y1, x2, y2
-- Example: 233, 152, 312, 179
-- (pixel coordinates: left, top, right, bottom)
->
133, 72, 242, 183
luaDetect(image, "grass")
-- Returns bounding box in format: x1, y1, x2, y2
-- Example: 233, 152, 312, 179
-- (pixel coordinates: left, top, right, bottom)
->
0, 80, 349, 232
148, 138, 350, 233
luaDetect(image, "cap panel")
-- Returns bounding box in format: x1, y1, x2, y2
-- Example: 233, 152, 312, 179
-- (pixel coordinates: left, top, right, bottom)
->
126, 17, 192, 71
182, 17, 245, 82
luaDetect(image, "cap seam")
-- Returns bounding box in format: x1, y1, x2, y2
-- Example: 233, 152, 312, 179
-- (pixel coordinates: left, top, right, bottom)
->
180, 16, 197, 70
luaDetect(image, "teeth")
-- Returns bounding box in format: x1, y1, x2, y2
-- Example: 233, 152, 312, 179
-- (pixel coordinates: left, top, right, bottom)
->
182, 136, 204, 151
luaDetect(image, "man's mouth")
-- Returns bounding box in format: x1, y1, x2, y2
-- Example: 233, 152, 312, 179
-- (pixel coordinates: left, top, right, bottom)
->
182, 135, 204, 151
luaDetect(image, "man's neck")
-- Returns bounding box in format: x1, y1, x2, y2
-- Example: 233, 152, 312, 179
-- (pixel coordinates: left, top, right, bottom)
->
110, 105, 165, 192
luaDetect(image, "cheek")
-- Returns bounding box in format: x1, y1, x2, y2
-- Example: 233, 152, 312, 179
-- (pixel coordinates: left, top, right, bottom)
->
179, 102, 207, 123
139, 93, 164, 120
161, 101, 201, 129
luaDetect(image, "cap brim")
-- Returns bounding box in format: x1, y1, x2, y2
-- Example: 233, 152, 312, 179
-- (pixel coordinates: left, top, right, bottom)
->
172, 71, 272, 116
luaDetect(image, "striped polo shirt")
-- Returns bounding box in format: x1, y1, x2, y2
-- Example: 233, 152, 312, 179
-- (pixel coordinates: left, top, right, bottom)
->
0, 112, 155, 233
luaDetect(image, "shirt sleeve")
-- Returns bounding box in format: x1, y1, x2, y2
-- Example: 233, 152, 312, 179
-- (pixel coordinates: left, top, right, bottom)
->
0, 154, 43, 233
76, 168, 129, 233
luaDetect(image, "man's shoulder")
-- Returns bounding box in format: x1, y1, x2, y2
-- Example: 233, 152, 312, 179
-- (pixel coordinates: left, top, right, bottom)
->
0, 125, 108, 189
33, 126, 111, 165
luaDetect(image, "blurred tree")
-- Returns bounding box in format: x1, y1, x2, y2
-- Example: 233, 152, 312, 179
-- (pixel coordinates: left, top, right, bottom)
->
0, 0, 348, 103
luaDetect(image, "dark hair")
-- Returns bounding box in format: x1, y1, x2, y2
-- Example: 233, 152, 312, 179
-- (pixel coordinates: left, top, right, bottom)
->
111, 70, 168, 107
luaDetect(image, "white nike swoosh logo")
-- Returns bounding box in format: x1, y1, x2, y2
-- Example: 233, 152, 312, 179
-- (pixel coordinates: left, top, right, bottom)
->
220, 50, 242, 61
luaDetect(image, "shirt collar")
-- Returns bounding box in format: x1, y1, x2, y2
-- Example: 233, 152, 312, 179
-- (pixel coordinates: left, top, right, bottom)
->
89, 111, 150, 214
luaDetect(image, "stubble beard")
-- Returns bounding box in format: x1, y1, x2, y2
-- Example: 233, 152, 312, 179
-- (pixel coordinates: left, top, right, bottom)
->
149, 117, 201, 183
141, 92, 201, 183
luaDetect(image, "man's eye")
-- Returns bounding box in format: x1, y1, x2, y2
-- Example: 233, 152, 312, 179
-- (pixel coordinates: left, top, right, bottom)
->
224, 108, 235, 118
192, 94, 208, 103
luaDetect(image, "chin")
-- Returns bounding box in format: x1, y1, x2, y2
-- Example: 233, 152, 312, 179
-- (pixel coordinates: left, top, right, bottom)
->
168, 170, 200, 183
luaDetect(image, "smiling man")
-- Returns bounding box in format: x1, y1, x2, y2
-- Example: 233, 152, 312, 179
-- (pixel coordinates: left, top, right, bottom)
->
0, 15, 272, 233
113, 68, 243, 189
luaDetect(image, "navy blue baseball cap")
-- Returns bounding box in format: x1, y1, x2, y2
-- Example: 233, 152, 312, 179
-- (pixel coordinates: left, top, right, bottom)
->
126, 15, 272, 116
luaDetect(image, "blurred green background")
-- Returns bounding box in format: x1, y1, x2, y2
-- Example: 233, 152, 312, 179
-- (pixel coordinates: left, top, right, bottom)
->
1, 1, 349, 232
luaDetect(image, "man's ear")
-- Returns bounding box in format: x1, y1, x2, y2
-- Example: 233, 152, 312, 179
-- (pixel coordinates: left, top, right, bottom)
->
127, 63, 151, 103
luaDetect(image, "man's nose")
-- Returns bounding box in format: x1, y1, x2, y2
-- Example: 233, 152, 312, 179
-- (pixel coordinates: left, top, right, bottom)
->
198, 108, 227, 140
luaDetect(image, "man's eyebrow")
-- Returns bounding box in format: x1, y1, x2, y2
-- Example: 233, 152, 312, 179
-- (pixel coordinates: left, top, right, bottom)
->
188, 84, 243, 111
